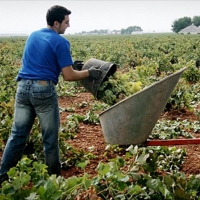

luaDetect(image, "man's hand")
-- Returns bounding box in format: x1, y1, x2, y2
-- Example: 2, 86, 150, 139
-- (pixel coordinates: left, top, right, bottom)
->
88, 66, 102, 80
72, 60, 84, 71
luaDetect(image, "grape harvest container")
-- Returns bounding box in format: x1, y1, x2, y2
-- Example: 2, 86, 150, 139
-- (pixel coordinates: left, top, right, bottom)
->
99, 67, 190, 146
80, 58, 117, 98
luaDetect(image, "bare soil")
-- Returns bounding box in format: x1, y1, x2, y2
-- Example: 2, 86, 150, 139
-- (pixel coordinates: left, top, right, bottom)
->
59, 91, 200, 179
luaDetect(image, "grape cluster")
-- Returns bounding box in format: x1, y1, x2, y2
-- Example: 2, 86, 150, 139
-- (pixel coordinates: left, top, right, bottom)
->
97, 71, 142, 106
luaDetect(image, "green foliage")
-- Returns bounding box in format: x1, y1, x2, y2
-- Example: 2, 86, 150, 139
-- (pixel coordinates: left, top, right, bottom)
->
165, 79, 194, 111
183, 65, 200, 83
90, 145, 194, 199
151, 118, 198, 140
193, 16, 200, 27
172, 17, 192, 33
0, 158, 92, 200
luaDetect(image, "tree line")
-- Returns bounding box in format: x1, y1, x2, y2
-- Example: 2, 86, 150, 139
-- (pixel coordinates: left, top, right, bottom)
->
77, 26, 143, 35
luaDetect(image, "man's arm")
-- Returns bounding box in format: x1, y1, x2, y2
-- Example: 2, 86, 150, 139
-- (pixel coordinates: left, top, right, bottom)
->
61, 66, 89, 81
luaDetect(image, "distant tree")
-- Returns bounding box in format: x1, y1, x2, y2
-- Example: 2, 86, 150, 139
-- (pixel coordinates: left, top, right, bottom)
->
132, 26, 143, 32
171, 17, 192, 33
126, 26, 134, 34
121, 26, 143, 34
99, 29, 107, 34
78, 26, 142, 35
88, 29, 98, 34
112, 29, 120, 34
121, 28, 126, 34
193, 16, 200, 27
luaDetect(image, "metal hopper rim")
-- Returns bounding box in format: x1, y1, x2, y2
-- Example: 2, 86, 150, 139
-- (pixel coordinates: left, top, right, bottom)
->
99, 67, 188, 116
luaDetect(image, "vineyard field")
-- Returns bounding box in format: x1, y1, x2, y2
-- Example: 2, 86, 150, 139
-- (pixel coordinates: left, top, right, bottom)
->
0, 33, 200, 199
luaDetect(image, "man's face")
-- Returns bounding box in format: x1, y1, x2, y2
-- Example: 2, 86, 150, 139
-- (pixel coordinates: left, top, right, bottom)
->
58, 15, 70, 34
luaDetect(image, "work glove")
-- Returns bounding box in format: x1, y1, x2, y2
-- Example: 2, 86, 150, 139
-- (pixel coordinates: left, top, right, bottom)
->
88, 66, 102, 80
72, 60, 84, 71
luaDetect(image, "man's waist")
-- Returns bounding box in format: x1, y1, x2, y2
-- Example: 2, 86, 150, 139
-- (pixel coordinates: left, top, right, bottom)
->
19, 79, 55, 86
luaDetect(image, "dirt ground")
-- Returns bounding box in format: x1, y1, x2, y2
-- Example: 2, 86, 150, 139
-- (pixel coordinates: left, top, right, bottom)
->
59, 91, 200, 179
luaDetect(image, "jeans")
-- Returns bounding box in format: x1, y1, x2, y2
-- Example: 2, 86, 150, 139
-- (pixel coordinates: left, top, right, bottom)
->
0, 79, 61, 176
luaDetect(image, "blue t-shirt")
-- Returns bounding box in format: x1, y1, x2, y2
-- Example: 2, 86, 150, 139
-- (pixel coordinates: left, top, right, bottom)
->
16, 28, 73, 84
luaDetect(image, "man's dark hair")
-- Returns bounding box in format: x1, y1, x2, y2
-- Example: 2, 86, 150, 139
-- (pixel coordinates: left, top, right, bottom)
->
46, 5, 71, 26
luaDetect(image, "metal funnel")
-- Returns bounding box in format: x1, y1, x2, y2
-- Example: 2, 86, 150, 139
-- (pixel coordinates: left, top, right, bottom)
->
99, 67, 187, 145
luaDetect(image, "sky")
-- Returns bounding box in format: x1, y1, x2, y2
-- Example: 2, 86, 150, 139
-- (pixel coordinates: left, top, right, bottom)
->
0, 0, 200, 35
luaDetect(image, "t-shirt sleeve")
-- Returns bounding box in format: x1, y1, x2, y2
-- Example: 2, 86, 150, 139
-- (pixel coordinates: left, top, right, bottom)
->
56, 40, 74, 68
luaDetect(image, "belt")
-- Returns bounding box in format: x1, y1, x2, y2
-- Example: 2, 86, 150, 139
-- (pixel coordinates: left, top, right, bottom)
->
20, 79, 55, 86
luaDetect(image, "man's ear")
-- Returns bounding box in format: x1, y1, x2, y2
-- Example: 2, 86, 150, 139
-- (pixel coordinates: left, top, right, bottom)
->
54, 21, 60, 28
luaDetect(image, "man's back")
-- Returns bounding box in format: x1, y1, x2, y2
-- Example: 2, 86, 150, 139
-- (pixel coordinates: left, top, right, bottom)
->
17, 28, 73, 84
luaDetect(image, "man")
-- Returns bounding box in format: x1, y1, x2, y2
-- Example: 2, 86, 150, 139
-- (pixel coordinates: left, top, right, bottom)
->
0, 5, 102, 185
